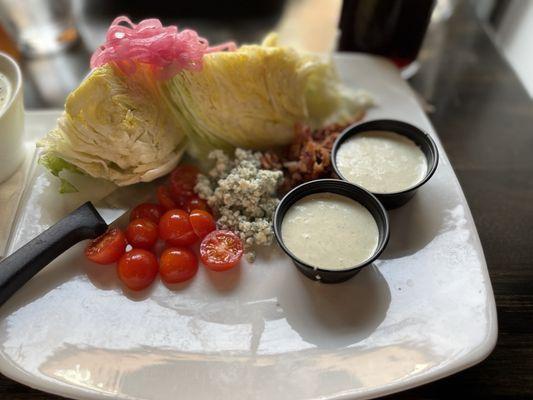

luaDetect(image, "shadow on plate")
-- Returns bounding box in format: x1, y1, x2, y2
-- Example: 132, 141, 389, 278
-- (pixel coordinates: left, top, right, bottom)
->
84, 258, 159, 301
84, 261, 120, 290
0, 244, 90, 317
204, 265, 242, 294
380, 193, 443, 260
121, 283, 158, 302
278, 264, 391, 348
162, 279, 195, 292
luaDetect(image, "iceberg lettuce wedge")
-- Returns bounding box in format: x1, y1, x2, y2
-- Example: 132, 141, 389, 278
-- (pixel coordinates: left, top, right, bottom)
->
39, 34, 372, 187
38, 64, 188, 186
162, 34, 372, 159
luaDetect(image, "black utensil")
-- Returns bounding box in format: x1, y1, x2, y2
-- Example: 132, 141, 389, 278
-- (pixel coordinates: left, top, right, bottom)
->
0, 183, 154, 307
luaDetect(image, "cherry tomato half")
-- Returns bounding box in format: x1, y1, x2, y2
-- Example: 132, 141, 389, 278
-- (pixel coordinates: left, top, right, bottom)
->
159, 247, 198, 284
126, 218, 159, 249
85, 228, 127, 265
117, 248, 158, 291
186, 196, 211, 213
130, 203, 165, 224
157, 186, 177, 210
200, 230, 243, 271
159, 209, 199, 246
189, 209, 216, 239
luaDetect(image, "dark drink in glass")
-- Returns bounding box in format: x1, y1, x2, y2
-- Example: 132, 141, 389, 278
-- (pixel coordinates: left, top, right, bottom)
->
338, 0, 435, 68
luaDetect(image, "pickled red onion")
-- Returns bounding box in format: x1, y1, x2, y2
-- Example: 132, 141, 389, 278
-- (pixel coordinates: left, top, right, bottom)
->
90, 17, 237, 80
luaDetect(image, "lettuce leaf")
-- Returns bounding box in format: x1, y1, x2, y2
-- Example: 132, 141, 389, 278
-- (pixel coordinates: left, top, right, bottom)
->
38, 64, 188, 186
39, 34, 372, 188
162, 34, 373, 159
38, 154, 80, 193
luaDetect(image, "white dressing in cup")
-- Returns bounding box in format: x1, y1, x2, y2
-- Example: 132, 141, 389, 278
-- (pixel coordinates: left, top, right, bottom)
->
281, 192, 379, 271
336, 130, 427, 193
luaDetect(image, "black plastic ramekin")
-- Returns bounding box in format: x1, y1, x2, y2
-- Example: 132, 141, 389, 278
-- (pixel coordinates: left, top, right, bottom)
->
273, 179, 390, 284
331, 119, 439, 209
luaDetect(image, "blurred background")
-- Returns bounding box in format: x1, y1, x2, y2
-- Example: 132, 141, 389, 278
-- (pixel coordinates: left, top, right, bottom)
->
0, 0, 532, 109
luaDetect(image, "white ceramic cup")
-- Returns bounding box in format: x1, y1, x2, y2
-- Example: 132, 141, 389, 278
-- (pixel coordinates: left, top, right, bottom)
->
0, 52, 24, 183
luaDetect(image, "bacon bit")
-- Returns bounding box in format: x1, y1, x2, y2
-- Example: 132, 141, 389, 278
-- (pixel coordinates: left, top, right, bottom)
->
90, 17, 237, 80
261, 113, 365, 193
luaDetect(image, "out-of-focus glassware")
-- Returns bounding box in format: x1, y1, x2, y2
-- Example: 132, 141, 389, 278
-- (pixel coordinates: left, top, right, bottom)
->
0, 52, 24, 183
432, 0, 457, 23
0, 0, 78, 57
337, 0, 435, 75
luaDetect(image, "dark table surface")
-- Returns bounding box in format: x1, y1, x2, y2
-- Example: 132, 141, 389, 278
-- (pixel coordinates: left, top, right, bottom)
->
390, 4, 533, 399
1, 1, 532, 399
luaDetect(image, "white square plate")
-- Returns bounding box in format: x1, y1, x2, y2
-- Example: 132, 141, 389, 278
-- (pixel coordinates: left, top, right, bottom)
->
0, 54, 497, 400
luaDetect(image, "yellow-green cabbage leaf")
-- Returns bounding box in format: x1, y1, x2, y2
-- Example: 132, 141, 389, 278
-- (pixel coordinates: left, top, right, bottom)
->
38, 64, 188, 186
162, 34, 372, 158
39, 34, 372, 187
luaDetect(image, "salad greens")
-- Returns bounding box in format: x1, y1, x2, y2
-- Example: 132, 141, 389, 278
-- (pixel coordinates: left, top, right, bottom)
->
39, 34, 372, 187
38, 64, 188, 186
163, 34, 372, 159
38, 153, 80, 193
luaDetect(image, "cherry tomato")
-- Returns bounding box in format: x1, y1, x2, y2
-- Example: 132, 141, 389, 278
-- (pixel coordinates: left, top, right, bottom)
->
189, 209, 216, 239
169, 164, 199, 199
85, 228, 127, 265
200, 230, 243, 271
130, 203, 165, 223
159, 247, 198, 284
126, 218, 159, 249
186, 196, 211, 213
159, 209, 199, 246
170, 192, 193, 210
157, 186, 177, 210
117, 249, 158, 291
171, 164, 199, 189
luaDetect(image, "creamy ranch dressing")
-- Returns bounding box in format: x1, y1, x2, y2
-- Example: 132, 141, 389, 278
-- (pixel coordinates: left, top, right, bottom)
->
281, 192, 379, 270
336, 130, 427, 193
0, 73, 11, 113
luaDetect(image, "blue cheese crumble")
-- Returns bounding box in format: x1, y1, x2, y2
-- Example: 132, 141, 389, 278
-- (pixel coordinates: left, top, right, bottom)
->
195, 149, 283, 262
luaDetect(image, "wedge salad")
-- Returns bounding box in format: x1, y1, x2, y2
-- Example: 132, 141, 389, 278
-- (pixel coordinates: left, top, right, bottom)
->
39, 17, 373, 291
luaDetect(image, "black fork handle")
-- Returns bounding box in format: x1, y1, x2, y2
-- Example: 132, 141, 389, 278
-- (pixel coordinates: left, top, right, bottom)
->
0, 202, 107, 307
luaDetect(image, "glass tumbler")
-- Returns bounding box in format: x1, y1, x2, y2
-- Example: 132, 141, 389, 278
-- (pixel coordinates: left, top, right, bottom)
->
0, 0, 78, 57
